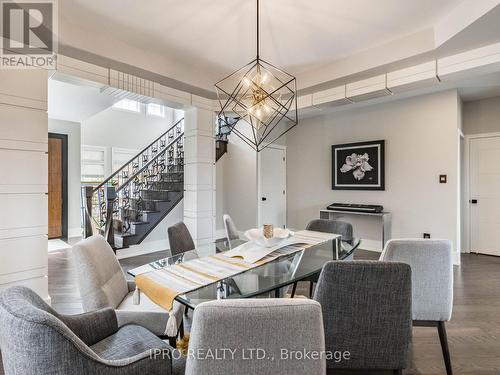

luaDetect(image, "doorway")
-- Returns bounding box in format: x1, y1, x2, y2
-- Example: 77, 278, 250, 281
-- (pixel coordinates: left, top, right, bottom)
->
48, 133, 68, 239
258, 144, 287, 229
469, 134, 500, 256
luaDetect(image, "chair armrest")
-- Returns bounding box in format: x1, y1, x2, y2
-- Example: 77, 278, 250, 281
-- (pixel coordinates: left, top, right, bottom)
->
127, 280, 136, 293
62, 307, 118, 346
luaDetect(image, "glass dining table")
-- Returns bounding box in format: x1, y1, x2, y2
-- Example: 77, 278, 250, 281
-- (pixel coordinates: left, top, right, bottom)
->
128, 235, 361, 310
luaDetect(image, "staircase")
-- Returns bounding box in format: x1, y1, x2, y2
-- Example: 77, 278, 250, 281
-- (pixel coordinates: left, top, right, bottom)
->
83, 118, 185, 249
215, 115, 238, 161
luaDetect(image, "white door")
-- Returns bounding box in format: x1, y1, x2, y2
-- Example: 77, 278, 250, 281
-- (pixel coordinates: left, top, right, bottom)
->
470, 136, 500, 256
258, 145, 286, 229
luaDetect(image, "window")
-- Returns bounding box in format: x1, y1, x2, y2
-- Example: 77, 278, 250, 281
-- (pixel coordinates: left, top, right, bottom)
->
81, 145, 106, 184
147, 103, 165, 118
113, 98, 141, 113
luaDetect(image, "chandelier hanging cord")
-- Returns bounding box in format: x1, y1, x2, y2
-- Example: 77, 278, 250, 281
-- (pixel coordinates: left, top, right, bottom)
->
256, 0, 260, 60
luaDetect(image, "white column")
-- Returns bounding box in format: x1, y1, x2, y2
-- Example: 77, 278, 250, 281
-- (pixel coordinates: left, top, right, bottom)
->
0, 69, 49, 302
183, 107, 215, 247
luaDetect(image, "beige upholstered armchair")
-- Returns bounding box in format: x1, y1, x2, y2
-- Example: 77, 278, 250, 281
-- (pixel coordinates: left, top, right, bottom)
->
71, 235, 185, 346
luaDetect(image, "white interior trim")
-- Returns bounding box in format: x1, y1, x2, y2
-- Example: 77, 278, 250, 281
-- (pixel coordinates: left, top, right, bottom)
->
257, 143, 287, 228
463, 131, 500, 254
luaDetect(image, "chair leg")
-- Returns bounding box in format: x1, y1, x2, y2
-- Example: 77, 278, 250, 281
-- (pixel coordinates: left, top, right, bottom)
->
178, 319, 185, 339
290, 282, 297, 298
159, 334, 177, 348
168, 336, 177, 348
437, 321, 453, 375
309, 282, 314, 298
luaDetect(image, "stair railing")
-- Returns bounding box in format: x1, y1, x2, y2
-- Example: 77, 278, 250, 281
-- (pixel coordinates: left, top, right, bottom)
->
83, 118, 184, 243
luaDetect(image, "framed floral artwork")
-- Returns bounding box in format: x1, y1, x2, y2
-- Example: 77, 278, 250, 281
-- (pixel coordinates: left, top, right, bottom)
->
331, 140, 385, 190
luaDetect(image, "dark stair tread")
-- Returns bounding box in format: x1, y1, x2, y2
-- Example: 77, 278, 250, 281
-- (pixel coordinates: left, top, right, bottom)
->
120, 208, 160, 214
140, 189, 181, 192
127, 198, 170, 203
117, 233, 137, 238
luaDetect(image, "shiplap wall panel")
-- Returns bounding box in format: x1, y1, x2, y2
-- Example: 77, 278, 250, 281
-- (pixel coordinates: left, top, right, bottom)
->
0, 276, 48, 298
57, 55, 108, 86
0, 194, 47, 231
387, 61, 439, 93
0, 68, 48, 302
438, 42, 500, 81
0, 70, 47, 110
0, 104, 48, 143
184, 107, 215, 247
153, 83, 191, 107
0, 236, 47, 277
0, 149, 47, 186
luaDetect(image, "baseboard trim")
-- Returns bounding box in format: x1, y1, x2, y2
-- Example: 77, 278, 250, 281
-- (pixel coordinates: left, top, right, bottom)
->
68, 227, 82, 238
358, 239, 382, 253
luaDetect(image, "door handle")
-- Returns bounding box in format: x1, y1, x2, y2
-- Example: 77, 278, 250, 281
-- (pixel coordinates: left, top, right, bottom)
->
261, 197, 267, 201
470, 199, 478, 204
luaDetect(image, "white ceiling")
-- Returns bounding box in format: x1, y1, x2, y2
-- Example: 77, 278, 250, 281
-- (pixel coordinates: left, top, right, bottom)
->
48, 79, 116, 122
458, 72, 500, 102
60, 0, 462, 80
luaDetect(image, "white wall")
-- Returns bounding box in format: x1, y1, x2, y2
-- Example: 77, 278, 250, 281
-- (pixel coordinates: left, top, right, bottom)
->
286, 90, 461, 260
0, 70, 49, 301
215, 126, 258, 234
463, 95, 500, 135
81, 105, 182, 176
48, 119, 82, 237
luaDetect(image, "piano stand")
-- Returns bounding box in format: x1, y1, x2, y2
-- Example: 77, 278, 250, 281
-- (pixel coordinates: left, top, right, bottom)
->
319, 209, 392, 251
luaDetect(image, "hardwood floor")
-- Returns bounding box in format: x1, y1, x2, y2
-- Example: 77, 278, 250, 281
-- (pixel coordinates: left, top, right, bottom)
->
2, 248, 500, 374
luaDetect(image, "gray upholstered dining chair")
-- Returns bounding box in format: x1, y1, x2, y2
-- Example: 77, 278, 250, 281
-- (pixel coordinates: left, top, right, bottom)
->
168, 221, 195, 256
223, 214, 239, 249
290, 218, 353, 297
71, 235, 185, 346
0, 286, 180, 375
185, 299, 326, 375
307, 219, 353, 240
314, 261, 412, 374
379, 239, 454, 375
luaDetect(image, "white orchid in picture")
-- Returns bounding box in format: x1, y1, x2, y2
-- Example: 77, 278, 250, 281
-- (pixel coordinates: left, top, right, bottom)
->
340, 153, 373, 181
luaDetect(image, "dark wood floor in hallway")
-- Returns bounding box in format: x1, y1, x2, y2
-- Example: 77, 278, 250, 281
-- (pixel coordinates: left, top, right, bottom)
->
1, 249, 500, 374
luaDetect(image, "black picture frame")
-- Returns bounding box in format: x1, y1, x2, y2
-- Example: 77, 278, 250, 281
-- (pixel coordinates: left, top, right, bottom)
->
332, 140, 385, 190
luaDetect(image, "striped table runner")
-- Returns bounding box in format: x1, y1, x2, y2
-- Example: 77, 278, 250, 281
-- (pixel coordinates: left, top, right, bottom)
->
134, 230, 337, 335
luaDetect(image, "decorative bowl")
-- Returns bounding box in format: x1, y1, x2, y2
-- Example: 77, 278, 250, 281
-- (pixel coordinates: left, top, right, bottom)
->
244, 228, 294, 248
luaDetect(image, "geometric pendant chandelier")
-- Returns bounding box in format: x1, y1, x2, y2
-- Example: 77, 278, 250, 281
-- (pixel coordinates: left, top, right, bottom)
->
215, 0, 298, 152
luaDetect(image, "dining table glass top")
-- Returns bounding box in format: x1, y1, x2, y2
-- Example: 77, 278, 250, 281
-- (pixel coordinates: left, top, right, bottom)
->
128, 235, 361, 310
